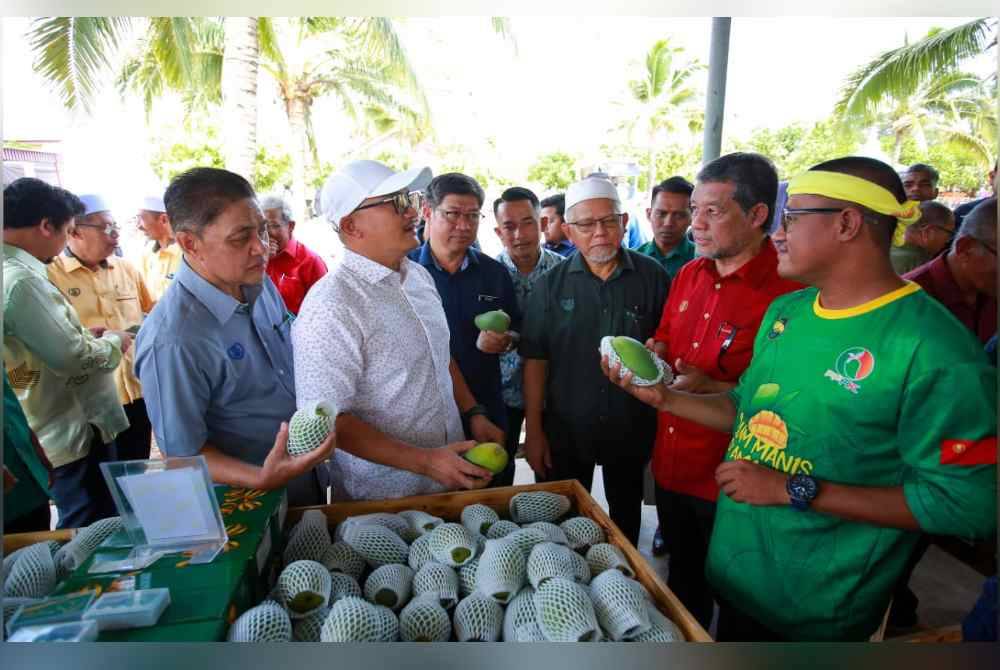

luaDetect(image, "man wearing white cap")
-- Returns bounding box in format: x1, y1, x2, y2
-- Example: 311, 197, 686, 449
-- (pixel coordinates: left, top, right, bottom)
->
4, 178, 133, 528
49, 193, 156, 463
135, 193, 182, 302
293, 159, 495, 501
519, 175, 669, 544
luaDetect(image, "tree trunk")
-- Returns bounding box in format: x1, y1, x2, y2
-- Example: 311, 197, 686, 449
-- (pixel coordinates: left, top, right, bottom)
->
286, 94, 310, 221
892, 130, 904, 164
221, 17, 259, 180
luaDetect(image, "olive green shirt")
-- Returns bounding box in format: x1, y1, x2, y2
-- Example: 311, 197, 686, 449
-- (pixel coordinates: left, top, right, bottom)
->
519, 249, 670, 429
890, 243, 932, 276
635, 236, 696, 280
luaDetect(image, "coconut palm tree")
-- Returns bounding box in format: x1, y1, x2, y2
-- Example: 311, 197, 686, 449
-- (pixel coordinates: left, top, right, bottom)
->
620, 38, 704, 190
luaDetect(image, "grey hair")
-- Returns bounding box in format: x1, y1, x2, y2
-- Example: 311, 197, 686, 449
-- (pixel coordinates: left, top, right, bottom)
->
565, 198, 623, 222
954, 197, 997, 249
259, 194, 294, 224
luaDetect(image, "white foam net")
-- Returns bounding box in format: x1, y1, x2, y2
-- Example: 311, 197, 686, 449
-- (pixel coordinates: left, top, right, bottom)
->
585, 543, 635, 579
399, 596, 452, 642
504, 528, 548, 558
320, 596, 384, 642
457, 557, 480, 598
568, 550, 592, 585
559, 517, 606, 551
475, 539, 526, 604
533, 577, 601, 642
453, 592, 503, 642
228, 602, 293, 642
54, 516, 123, 573
508, 492, 570, 523
427, 523, 476, 567
4, 542, 56, 599
526, 542, 577, 589
364, 564, 414, 611
627, 603, 684, 642
292, 605, 330, 641
288, 401, 334, 456
372, 604, 400, 641
328, 572, 363, 603
485, 520, 520, 539
412, 561, 459, 610
524, 521, 569, 545
460, 504, 500, 536
278, 560, 331, 619
599, 336, 672, 387
398, 510, 444, 538
320, 541, 366, 580
407, 533, 434, 571
589, 569, 651, 641
283, 510, 332, 565
335, 513, 410, 542
502, 587, 539, 642
342, 524, 409, 568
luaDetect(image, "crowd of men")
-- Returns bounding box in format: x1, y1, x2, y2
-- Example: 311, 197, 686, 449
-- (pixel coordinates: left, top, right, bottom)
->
3, 151, 997, 642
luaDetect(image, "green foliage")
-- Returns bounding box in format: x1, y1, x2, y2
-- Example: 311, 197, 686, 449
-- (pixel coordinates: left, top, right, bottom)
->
150, 126, 224, 183
252, 146, 292, 193
886, 135, 986, 193
729, 120, 862, 179
526, 151, 577, 191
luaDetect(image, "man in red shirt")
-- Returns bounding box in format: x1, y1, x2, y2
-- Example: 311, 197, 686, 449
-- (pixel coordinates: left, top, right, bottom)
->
648, 152, 803, 628
262, 194, 329, 314
903, 197, 996, 344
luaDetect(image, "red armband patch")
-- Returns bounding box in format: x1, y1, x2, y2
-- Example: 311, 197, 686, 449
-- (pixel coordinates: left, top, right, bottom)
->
940, 437, 997, 466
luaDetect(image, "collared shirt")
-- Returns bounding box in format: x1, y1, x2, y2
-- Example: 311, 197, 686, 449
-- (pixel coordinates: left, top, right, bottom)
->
520, 249, 669, 433
651, 240, 803, 501
496, 247, 565, 408
890, 243, 932, 276
292, 248, 463, 501
407, 242, 521, 431
48, 250, 155, 405
134, 258, 297, 468
3, 243, 127, 468
636, 236, 696, 280
265, 237, 329, 315
545, 240, 577, 258
4, 369, 51, 522
904, 255, 997, 343
140, 240, 183, 302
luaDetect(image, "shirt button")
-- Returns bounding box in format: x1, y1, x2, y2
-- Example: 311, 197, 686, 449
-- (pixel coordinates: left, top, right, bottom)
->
279, 369, 285, 376
693, 342, 700, 349
704, 313, 710, 320
714, 283, 721, 290
953, 443, 967, 454
668, 426, 675, 434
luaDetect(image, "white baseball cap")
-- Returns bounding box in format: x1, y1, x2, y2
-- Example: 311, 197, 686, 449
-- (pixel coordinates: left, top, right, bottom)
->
320, 159, 432, 226
565, 176, 621, 214
78, 194, 111, 217
140, 195, 166, 213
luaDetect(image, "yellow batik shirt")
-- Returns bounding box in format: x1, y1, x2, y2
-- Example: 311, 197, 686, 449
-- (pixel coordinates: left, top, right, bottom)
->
140, 240, 183, 302
48, 251, 155, 405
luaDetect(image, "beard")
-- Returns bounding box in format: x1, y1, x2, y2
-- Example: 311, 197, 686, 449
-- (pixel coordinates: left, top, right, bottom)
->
583, 245, 619, 264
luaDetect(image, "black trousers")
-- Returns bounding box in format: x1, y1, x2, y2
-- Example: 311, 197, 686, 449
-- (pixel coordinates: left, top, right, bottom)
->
115, 399, 153, 461
5, 501, 52, 534
491, 405, 524, 488
715, 598, 787, 641
654, 486, 717, 629
50, 428, 118, 529
539, 414, 654, 546
889, 534, 931, 625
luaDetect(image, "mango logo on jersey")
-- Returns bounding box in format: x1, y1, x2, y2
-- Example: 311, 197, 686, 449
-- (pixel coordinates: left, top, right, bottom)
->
725, 383, 814, 475
824, 347, 875, 394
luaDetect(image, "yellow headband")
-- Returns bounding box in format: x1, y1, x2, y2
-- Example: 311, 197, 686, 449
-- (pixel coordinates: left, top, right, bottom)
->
787, 170, 922, 246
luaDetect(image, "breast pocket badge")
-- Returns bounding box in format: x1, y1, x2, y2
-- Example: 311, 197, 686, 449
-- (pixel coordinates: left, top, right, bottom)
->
560, 298, 575, 312
227, 343, 246, 360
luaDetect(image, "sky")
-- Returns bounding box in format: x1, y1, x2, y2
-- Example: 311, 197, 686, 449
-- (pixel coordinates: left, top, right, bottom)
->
1, 15, 995, 257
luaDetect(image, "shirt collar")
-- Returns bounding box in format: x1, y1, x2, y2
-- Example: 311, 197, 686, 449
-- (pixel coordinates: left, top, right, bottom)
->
3, 243, 48, 276
175, 257, 262, 325
340, 247, 398, 285
704, 237, 778, 289
664, 236, 695, 259
926, 254, 962, 298
62, 247, 111, 272
417, 240, 474, 273
546, 240, 575, 253
276, 237, 300, 259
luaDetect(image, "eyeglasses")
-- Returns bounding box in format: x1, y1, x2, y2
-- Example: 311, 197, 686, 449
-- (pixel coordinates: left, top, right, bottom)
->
436, 208, 485, 225
780, 207, 844, 232
353, 191, 420, 217
566, 213, 623, 234
74, 222, 121, 235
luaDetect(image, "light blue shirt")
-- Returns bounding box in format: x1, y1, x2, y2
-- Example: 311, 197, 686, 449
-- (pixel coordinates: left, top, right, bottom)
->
134, 258, 296, 466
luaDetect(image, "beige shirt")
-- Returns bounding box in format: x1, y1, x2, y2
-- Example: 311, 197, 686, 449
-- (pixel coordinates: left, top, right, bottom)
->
140, 240, 183, 302
48, 251, 155, 405
3, 244, 127, 468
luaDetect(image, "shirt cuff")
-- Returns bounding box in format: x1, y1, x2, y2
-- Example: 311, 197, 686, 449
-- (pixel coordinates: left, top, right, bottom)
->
101, 332, 124, 369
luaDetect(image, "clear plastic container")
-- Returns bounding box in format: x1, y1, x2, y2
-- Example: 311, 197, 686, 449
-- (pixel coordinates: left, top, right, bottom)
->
82, 588, 172, 630
5, 592, 97, 635
7, 620, 99, 642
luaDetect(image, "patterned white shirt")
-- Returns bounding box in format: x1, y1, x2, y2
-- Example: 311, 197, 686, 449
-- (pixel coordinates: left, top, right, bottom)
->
292, 247, 463, 501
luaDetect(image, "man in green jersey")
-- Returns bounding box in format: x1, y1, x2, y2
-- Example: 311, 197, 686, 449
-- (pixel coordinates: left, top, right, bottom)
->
602, 156, 997, 641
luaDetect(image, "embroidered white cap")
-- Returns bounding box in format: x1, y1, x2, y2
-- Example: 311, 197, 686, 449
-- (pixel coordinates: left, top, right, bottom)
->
140, 195, 166, 213
78, 194, 111, 217
565, 176, 621, 215
319, 159, 432, 227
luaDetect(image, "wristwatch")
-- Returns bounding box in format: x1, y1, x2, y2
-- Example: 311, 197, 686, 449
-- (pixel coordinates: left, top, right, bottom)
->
461, 404, 489, 422
786, 474, 820, 511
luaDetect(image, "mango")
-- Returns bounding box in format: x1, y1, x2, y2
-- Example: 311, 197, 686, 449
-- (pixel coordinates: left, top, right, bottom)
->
463, 442, 509, 475
610, 336, 659, 381
474, 310, 510, 333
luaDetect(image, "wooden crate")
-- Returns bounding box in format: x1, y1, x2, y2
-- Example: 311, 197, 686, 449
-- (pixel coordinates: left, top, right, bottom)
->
289, 479, 713, 642
3, 528, 74, 553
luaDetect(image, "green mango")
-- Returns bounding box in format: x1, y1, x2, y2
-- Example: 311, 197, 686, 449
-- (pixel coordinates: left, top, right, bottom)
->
750, 383, 781, 412
463, 442, 509, 475
611, 336, 659, 381
474, 310, 511, 333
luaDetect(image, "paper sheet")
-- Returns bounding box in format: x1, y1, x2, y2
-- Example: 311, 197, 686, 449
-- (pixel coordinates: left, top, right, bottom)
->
116, 468, 216, 543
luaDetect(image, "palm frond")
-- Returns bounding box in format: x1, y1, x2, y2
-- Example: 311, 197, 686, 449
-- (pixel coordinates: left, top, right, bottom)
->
146, 17, 198, 88
257, 17, 285, 72
28, 16, 133, 113
491, 17, 518, 56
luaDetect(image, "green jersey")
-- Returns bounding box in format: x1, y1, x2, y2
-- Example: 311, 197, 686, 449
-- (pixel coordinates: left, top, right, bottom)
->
706, 283, 997, 641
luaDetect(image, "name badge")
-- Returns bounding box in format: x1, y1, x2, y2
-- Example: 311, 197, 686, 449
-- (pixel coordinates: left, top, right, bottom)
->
477, 294, 499, 303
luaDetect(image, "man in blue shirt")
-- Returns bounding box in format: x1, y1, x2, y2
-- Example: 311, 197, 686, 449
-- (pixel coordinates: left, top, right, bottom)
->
409, 173, 514, 444
135, 168, 334, 506
540, 194, 576, 258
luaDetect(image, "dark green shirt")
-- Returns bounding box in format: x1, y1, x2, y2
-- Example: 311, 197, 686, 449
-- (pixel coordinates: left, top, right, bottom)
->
4, 369, 51, 523
635, 236, 696, 280
519, 249, 670, 430
889, 243, 931, 276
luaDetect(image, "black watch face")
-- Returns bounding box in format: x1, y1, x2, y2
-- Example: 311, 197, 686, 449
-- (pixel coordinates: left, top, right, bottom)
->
789, 475, 817, 501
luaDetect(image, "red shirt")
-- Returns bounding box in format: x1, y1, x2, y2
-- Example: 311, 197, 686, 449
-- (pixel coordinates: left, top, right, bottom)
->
265, 238, 329, 314
903, 255, 997, 344
652, 240, 803, 501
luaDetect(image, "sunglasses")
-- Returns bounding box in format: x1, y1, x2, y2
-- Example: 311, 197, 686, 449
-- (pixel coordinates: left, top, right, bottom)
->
353, 191, 420, 216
